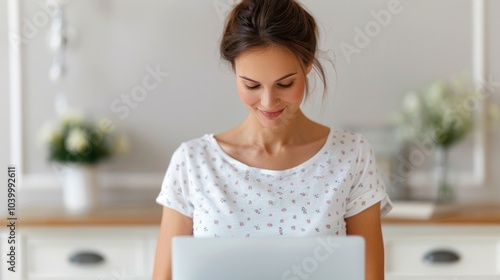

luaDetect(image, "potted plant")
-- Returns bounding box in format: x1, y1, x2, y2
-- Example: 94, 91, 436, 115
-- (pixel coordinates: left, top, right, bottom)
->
39, 110, 129, 213
394, 73, 477, 201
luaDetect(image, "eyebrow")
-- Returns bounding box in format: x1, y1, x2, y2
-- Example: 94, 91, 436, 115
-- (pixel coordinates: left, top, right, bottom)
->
238, 72, 298, 83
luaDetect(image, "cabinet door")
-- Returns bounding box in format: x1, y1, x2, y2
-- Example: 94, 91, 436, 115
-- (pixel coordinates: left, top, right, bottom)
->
383, 225, 500, 278
27, 237, 146, 279
386, 238, 499, 276
146, 236, 159, 276
1, 227, 159, 280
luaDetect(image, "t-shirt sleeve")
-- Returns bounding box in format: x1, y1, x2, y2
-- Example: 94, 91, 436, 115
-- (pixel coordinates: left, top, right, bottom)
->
156, 143, 194, 217
345, 135, 393, 218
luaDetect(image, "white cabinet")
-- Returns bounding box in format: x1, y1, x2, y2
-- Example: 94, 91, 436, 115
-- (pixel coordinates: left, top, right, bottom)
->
1, 226, 159, 280
383, 225, 500, 280
3, 224, 500, 279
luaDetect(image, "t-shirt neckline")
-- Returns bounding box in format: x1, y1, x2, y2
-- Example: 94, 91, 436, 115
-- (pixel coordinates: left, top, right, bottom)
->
207, 128, 333, 176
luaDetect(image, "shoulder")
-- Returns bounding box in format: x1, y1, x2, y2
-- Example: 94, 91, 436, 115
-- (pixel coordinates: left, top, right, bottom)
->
329, 128, 372, 152
321, 129, 376, 167
171, 134, 216, 159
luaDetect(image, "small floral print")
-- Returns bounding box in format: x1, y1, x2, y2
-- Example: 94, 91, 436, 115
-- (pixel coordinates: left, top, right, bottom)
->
156, 129, 390, 237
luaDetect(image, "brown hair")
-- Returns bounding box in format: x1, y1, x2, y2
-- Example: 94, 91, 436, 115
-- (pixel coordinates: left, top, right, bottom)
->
220, 0, 328, 101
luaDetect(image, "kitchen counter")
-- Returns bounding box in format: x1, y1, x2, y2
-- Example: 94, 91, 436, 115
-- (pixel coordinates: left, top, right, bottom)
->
2, 203, 498, 280
2, 205, 163, 227
2, 203, 500, 227
382, 202, 500, 224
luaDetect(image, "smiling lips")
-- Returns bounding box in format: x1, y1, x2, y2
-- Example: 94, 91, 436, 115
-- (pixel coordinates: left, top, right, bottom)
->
260, 108, 284, 119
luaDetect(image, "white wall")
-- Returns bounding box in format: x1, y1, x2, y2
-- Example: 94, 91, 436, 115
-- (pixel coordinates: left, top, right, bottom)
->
482, 0, 500, 199
1, 1, 10, 213
3, 0, 499, 206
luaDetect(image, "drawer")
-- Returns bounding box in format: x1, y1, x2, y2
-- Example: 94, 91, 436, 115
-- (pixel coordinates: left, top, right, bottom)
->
26, 237, 147, 278
385, 237, 500, 276
145, 237, 159, 276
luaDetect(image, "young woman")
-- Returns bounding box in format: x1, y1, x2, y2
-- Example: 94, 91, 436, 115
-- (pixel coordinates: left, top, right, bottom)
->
153, 1, 392, 279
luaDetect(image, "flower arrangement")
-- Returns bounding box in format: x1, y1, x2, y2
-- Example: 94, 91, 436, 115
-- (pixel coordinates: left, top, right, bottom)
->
393, 73, 499, 201
39, 111, 129, 164
394, 74, 478, 148
394, 73, 500, 147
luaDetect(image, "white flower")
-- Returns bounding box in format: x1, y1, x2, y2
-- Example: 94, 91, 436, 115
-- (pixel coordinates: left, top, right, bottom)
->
65, 128, 89, 153
114, 134, 130, 154
402, 92, 420, 115
394, 74, 476, 147
424, 81, 449, 115
38, 122, 61, 144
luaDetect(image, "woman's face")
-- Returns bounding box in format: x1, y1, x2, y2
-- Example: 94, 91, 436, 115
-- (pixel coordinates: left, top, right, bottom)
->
234, 45, 311, 130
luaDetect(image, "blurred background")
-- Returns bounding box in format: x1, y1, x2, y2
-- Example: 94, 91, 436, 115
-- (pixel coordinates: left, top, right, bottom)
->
1, 0, 500, 279
2, 0, 499, 207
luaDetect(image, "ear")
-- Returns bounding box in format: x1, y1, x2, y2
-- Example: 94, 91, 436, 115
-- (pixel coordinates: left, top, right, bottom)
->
304, 64, 313, 75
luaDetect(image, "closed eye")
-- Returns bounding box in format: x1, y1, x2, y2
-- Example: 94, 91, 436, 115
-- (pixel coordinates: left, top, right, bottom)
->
277, 82, 294, 89
245, 84, 260, 90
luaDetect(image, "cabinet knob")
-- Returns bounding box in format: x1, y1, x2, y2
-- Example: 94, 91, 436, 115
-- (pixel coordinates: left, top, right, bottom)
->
423, 249, 460, 264
69, 251, 105, 265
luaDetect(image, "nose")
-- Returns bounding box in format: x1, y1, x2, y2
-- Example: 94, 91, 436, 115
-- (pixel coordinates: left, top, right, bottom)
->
260, 88, 280, 109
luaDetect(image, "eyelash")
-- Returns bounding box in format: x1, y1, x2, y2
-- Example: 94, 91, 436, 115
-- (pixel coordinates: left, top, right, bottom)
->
245, 85, 260, 90
244, 82, 295, 90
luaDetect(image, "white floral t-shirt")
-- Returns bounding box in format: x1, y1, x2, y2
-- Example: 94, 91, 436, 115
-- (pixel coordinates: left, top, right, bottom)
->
156, 128, 392, 237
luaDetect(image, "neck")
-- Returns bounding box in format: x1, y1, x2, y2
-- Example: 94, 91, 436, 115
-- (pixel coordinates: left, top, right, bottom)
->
237, 109, 319, 149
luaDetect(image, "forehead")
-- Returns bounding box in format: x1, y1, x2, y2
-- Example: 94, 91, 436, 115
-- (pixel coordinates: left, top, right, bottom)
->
234, 45, 303, 78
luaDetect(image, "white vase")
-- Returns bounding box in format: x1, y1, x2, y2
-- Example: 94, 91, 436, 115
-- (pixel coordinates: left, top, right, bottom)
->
59, 164, 99, 213
435, 146, 453, 202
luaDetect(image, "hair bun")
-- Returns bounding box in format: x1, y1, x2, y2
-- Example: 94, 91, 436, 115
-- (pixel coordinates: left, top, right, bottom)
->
220, 0, 329, 100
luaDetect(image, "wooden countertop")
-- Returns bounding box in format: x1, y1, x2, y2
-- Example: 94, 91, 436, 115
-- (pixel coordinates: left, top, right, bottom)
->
382, 202, 500, 224
2, 203, 500, 227
2, 205, 163, 227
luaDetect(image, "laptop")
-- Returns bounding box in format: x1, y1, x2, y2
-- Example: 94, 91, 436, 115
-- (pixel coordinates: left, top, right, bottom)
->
172, 235, 365, 280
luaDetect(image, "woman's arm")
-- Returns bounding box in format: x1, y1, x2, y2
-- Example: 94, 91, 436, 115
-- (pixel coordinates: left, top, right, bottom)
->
153, 206, 193, 280
345, 202, 384, 280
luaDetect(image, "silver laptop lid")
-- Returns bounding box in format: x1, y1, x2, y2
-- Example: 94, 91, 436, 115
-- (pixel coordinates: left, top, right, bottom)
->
172, 235, 365, 280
